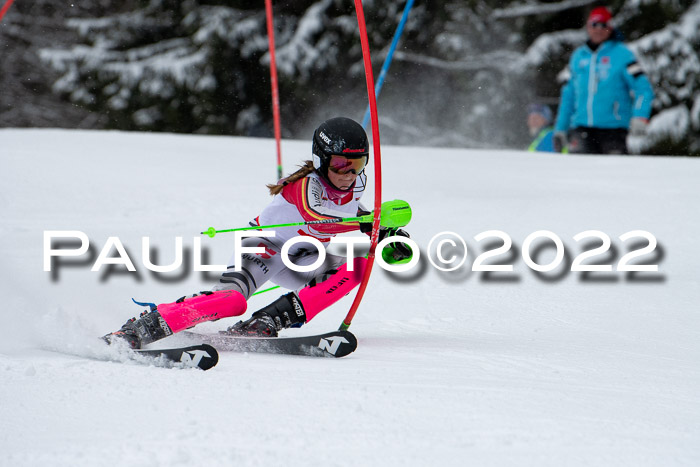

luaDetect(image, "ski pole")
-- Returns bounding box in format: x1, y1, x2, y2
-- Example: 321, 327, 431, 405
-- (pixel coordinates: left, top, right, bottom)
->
252, 285, 280, 296
201, 199, 411, 238
201, 215, 373, 238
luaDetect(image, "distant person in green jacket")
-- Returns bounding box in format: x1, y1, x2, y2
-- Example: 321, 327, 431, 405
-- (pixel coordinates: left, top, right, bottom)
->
527, 103, 555, 152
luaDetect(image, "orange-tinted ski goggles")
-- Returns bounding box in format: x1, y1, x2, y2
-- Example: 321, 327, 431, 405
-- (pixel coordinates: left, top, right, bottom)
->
328, 154, 368, 175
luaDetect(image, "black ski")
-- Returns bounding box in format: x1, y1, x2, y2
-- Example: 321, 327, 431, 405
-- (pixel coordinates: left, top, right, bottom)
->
182, 330, 357, 358
133, 344, 219, 370
50, 343, 219, 370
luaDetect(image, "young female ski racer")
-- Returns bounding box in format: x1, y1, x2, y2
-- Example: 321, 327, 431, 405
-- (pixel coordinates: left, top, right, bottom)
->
104, 117, 412, 349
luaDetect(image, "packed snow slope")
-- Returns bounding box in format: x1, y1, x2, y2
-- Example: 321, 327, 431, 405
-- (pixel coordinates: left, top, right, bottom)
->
1, 129, 699, 467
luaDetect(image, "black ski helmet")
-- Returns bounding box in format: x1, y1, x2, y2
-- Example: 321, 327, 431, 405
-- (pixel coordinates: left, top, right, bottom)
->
312, 117, 369, 184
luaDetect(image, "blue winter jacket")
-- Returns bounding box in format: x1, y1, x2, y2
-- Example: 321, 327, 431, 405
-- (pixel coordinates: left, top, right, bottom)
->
555, 37, 654, 132
528, 127, 555, 152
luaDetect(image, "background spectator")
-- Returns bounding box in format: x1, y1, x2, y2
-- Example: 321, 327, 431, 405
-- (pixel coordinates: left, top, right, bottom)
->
553, 6, 655, 155
527, 103, 555, 152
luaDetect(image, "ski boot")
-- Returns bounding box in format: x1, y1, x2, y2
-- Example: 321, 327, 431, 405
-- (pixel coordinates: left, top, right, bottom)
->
224, 292, 306, 337
102, 310, 172, 350
103, 290, 247, 349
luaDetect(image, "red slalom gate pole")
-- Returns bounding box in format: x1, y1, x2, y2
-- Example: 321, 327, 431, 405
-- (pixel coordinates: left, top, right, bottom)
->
0, 0, 16, 23
264, 0, 284, 180
340, 0, 383, 330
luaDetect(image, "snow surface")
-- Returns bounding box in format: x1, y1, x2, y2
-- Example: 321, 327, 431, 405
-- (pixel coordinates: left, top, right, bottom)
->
1, 128, 699, 466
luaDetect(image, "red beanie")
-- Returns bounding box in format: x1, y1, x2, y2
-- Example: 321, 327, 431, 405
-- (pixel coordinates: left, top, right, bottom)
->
588, 6, 613, 24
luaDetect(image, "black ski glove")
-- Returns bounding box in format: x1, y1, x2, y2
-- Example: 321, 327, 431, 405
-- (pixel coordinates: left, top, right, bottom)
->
358, 209, 373, 234
358, 210, 412, 262
359, 223, 405, 242
381, 228, 413, 263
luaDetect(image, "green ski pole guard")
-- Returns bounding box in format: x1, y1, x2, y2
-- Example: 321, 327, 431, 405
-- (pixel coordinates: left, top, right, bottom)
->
376, 199, 412, 229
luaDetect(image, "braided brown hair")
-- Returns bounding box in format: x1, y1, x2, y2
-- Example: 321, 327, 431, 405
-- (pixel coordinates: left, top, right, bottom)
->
267, 160, 316, 195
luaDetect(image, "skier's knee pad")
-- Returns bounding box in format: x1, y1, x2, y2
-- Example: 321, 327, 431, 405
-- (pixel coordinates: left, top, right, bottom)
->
298, 256, 367, 322
157, 290, 247, 333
